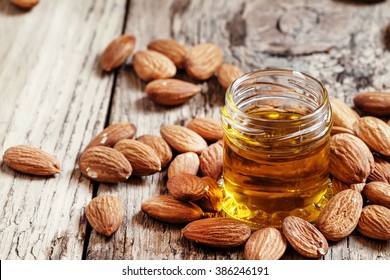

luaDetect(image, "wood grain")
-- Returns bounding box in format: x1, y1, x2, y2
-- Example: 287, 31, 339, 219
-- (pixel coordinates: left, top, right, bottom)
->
0, 0, 127, 259
0, 0, 389, 260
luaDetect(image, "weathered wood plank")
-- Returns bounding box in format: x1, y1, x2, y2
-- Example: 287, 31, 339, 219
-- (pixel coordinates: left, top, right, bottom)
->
87, 0, 390, 260
0, 0, 127, 259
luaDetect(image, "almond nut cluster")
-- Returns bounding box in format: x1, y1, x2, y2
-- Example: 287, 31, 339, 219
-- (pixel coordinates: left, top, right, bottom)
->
77, 117, 225, 237
100, 35, 244, 106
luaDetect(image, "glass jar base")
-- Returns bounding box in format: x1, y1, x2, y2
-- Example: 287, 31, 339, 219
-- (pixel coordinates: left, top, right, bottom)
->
222, 183, 333, 229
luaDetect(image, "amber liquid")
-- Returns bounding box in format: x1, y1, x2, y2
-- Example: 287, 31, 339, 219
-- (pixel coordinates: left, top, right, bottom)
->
222, 109, 331, 228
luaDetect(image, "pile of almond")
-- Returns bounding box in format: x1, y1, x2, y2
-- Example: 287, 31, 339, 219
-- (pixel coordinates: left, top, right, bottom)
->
80, 91, 390, 260
76, 117, 226, 237
100, 35, 244, 106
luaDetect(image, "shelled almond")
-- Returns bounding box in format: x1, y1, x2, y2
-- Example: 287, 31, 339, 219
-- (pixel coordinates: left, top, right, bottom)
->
145, 79, 201, 106
3, 145, 61, 176
353, 92, 390, 117
147, 39, 188, 68
86, 195, 124, 236
216, 63, 244, 89
10, 0, 39, 9
133, 50, 177, 81
244, 227, 287, 260
100, 35, 136, 71
167, 152, 199, 178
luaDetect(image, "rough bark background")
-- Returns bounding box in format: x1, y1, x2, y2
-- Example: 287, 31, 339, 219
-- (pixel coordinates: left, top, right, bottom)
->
0, 0, 389, 260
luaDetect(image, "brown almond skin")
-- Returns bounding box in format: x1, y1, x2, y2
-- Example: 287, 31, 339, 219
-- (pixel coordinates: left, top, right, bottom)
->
199, 142, 223, 180
145, 79, 201, 106
186, 117, 223, 142
368, 156, 390, 184
363, 182, 390, 209
160, 125, 208, 154
114, 139, 161, 176
147, 39, 188, 68
217, 63, 244, 89
331, 177, 365, 195
330, 126, 356, 137
357, 205, 390, 240
182, 218, 251, 248
100, 35, 136, 71
317, 189, 363, 241
141, 195, 204, 223
85, 195, 124, 236
167, 152, 199, 179
244, 227, 287, 260
79, 146, 132, 183
354, 116, 390, 157
195, 177, 223, 213
10, 0, 39, 9
329, 97, 360, 131
353, 92, 390, 117
86, 122, 137, 149
282, 216, 328, 258
136, 134, 172, 168
167, 174, 208, 201
330, 133, 374, 184
133, 50, 176, 81
185, 43, 223, 80
3, 145, 61, 176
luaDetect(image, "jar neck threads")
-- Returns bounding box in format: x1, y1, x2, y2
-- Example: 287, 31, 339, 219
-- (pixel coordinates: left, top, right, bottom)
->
221, 69, 332, 155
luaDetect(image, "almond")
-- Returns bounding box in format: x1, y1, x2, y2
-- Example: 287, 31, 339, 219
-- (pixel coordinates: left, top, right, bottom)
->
330, 133, 374, 184
79, 146, 132, 183
186, 117, 223, 142
85, 195, 124, 236
167, 152, 199, 179
132, 50, 176, 81
167, 174, 208, 201
136, 134, 172, 168
363, 182, 390, 209
147, 39, 188, 68
282, 216, 328, 258
353, 92, 390, 117
10, 0, 39, 9
195, 176, 223, 213
216, 63, 244, 89
368, 156, 390, 184
354, 116, 390, 157
3, 145, 61, 176
181, 217, 251, 248
185, 43, 223, 80
160, 125, 208, 154
86, 122, 136, 149
199, 142, 223, 180
330, 126, 356, 136
317, 189, 363, 241
100, 35, 136, 71
357, 205, 390, 240
331, 177, 365, 195
145, 79, 200, 106
114, 139, 161, 176
329, 97, 360, 130
244, 227, 287, 260
141, 195, 204, 223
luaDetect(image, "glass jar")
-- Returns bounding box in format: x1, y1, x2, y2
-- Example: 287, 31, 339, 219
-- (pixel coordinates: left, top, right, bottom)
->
221, 69, 333, 228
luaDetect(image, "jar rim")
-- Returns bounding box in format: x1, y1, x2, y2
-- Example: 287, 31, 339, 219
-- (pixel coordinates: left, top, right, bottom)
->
227, 68, 329, 123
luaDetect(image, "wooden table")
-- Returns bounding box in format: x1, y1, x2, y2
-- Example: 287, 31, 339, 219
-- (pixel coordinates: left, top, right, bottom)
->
1, 0, 389, 260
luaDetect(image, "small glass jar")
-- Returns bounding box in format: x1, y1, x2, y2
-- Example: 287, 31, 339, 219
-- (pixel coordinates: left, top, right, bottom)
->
221, 69, 333, 228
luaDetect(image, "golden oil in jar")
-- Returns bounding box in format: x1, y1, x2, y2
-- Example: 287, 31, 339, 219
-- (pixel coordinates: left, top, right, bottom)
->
221, 69, 333, 228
